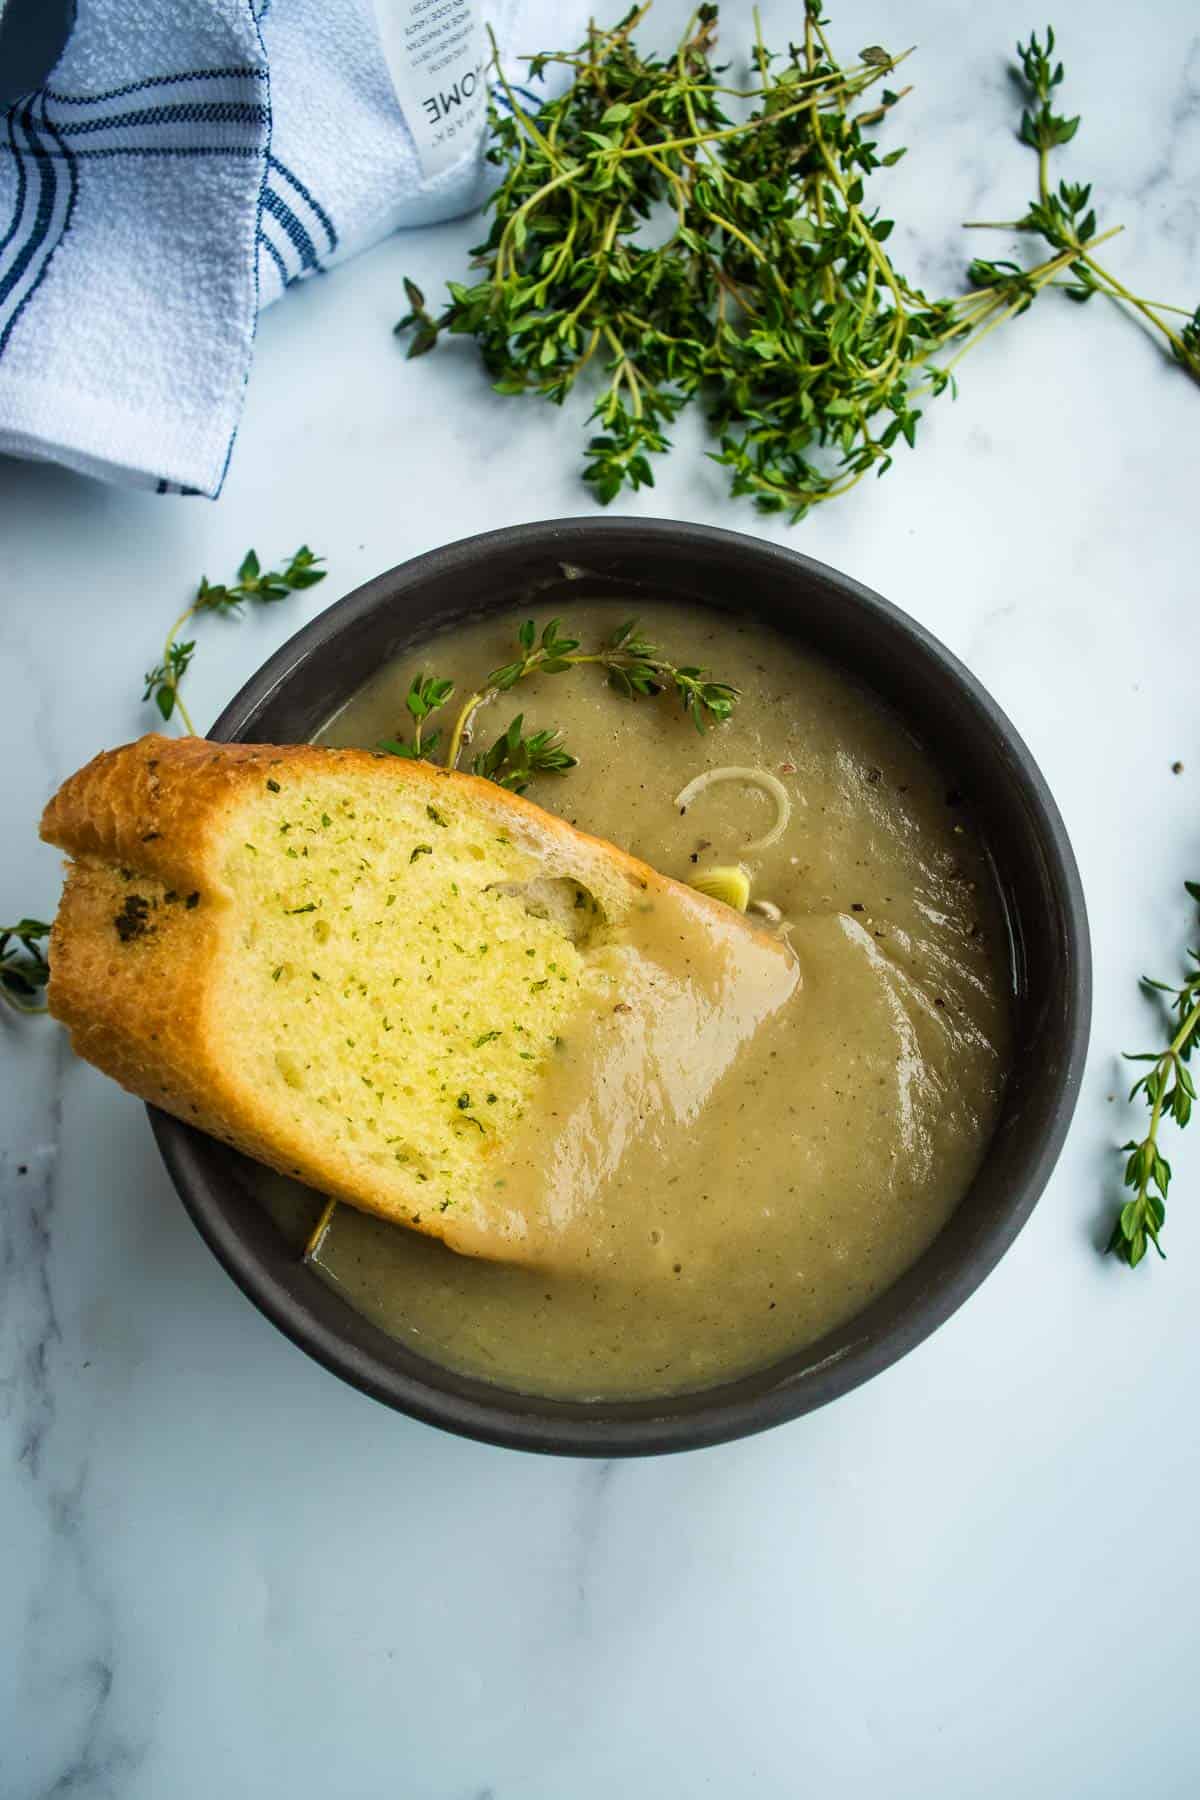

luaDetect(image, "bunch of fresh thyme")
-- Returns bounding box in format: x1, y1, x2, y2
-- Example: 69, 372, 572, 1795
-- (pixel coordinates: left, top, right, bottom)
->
144, 546, 326, 732
1109, 881, 1200, 1268
379, 613, 739, 788
397, 6, 1197, 519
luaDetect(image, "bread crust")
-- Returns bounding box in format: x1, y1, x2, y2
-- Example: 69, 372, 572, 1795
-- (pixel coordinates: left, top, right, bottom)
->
41, 735, 788, 1243
42, 731, 701, 905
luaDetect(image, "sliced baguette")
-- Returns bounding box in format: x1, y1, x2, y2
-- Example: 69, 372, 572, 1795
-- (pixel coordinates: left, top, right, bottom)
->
41, 735, 796, 1263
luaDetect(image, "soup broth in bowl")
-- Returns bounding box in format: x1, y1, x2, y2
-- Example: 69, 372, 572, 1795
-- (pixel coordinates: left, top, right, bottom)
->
254, 598, 1012, 1401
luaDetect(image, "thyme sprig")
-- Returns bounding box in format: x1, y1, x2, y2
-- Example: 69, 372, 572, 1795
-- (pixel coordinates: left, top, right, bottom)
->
397, 7, 1196, 519
144, 547, 326, 732
967, 27, 1200, 380
471, 715, 579, 793
0, 918, 51, 1015
601, 617, 739, 731
378, 613, 739, 777
1109, 881, 1200, 1268
379, 675, 456, 759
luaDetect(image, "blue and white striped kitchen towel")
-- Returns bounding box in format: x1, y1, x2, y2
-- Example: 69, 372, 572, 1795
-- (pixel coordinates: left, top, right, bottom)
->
0, 0, 581, 497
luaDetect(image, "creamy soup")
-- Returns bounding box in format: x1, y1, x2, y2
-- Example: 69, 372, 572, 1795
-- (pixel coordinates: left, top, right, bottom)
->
254, 600, 1012, 1399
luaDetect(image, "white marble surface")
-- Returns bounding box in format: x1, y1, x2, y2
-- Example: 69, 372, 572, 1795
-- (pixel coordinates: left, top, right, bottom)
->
3, 2, 1199, 1794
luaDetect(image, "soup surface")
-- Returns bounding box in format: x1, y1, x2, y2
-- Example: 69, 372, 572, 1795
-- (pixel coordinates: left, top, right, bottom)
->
255, 599, 1012, 1399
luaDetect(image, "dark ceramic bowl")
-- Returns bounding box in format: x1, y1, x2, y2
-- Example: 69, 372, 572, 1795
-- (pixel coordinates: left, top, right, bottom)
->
151, 519, 1091, 1456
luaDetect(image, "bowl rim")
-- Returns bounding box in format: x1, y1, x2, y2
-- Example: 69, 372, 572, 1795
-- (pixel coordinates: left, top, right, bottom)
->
151, 516, 1092, 1455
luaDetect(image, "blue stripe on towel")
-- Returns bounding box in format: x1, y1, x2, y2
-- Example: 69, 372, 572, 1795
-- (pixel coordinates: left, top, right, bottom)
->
45, 68, 268, 107
0, 95, 78, 358
261, 186, 320, 273
0, 105, 55, 315
269, 155, 337, 253
258, 228, 290, 289
32, 145, 265, 161
54, 101, 270, 138
37, 92, 80, 259
0, 108, 29, 259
